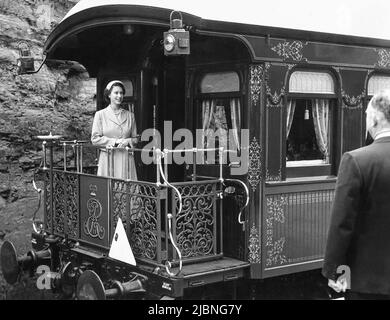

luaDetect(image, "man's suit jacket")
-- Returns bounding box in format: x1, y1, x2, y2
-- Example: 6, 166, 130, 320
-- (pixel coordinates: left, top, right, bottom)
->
322, 136, 390, 294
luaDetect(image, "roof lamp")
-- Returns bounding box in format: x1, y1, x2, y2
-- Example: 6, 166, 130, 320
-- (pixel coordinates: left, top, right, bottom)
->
163, 11, 190, 56
17, 41, 35, 74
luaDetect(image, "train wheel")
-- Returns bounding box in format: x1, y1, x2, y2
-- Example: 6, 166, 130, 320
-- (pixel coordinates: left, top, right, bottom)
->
76, 270, 106, 300
0, 241, 20, 284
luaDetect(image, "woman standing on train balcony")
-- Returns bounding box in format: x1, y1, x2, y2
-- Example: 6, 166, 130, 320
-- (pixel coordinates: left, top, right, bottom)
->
91, 80, 138, 179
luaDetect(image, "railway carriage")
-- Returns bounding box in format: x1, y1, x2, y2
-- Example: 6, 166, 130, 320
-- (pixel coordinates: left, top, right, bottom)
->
2, 0, 390, 299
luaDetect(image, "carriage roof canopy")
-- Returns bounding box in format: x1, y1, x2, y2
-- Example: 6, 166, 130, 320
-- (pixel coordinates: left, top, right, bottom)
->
43, 0, 390, 64
63, 0, 390, 40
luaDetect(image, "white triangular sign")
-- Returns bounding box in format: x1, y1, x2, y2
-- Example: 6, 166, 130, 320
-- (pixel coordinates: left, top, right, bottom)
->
109, 218, 136, 266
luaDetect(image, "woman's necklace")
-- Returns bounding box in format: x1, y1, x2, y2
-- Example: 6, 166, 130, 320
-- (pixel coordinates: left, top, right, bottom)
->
110, 105, 122, 115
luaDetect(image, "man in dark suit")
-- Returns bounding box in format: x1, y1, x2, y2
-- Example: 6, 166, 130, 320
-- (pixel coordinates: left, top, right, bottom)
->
322, 90, 390, 299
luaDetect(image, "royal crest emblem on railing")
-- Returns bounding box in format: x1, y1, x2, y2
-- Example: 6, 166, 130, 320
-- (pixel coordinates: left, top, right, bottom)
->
84, 184, 105, 239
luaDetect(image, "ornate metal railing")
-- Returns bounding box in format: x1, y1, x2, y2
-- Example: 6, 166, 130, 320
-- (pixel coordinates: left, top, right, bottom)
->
170, 180, 223, 265
44, 170, 80, 239
41, 142, 228, 273
111, 179, 163, 265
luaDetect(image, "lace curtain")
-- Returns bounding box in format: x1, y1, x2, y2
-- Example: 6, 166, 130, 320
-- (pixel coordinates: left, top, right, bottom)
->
286, 100, 296, 137
312, 99, 330, 162
230, 98, 241, 151
201, 98, 241, 150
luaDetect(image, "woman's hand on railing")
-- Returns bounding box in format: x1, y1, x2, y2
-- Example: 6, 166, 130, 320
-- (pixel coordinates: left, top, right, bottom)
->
131, 135, 140, 147
115, 136, 140, 148
115, 138, 128, 148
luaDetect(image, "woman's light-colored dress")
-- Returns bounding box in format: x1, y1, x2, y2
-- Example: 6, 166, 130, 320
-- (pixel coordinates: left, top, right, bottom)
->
91, 106, 137, 180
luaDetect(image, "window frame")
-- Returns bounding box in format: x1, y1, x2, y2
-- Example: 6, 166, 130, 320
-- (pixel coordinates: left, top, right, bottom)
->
364, 72, 390, 145
367, 74, 390, 96
193, 68, 245, 165
284, 70, 337, 179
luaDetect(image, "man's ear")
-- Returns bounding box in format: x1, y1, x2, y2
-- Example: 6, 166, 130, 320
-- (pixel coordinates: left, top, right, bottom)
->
372, 111, 384, 127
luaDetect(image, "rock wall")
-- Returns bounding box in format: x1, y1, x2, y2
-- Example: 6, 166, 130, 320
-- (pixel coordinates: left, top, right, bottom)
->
0, 0, 95, 298
0, 0, 96, 203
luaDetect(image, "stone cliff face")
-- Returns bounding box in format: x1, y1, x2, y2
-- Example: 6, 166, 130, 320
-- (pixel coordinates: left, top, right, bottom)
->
0, 1, 96, 298
0, 0, 96, 206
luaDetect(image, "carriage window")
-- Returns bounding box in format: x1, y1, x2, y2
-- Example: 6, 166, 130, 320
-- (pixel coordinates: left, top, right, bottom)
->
198, 71, 241, 164
121, 79, 134, 98
286, 71, 335, 177
289, 71, 334, 94
200, 72, 239, 93
366, 74, 390, 144
287, 99, 331, 165
367, 75, 390, 96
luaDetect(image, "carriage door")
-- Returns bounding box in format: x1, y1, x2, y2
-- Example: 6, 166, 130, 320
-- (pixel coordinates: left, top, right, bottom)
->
158, 57, 186, 182
191, 70, 246, 261
139, 54, 185, 182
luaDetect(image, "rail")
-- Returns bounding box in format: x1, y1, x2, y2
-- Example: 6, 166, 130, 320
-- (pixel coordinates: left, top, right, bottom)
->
224, 178, 249, 228
36, 136, 249, 275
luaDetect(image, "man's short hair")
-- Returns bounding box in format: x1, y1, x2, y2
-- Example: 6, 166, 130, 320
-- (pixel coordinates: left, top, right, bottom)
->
370, 90, 390, 123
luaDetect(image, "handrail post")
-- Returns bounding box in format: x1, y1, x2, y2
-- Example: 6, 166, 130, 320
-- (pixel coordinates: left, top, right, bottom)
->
73, 140, 78, 172
125, 146, 130, 180
107, 147, 111, 177
80, 143, 83, 173
110, 147, 115, 177
192, 148, 196, 181
42, 141, 47, 170
163, 149, 169, 181
155, 148, 161, 186
49, 140, 54, 234
63, 142, 67, 171
219, 147, 223, 181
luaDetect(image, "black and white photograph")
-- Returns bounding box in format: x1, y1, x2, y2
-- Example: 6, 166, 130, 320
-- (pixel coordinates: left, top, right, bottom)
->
1, 0, 390, 307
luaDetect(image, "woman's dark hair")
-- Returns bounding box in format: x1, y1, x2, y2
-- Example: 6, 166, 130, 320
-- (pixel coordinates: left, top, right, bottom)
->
103, 81, 126, 103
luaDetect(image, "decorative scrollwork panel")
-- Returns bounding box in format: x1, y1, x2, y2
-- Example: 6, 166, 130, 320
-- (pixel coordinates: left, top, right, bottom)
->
173, 182, 220, 260
250, 65, 264, 104
53, 172, 65, 236
65, 173, 79, 239
376, 49, 390, 68
44, 172, 52, 232
52, 171, 79, 238
341, 89, 365, 108
248, 137, 262, 192
112, 181, 128, 231
248, 224, 261, 263
271, 40, 307, 62
111, 180, 160, 262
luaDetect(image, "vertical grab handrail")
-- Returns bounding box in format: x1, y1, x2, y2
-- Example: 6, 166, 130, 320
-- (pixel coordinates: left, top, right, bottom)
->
32, 169, 44, 234
156, 148, 183, 276
63, 142, 67, 171
42, 141, 47, 169
73, 140, 79, 173
157, 147, 229, 272
224, 178, 250, 229
79, 143, 83, 173
125, 146, 130, 180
